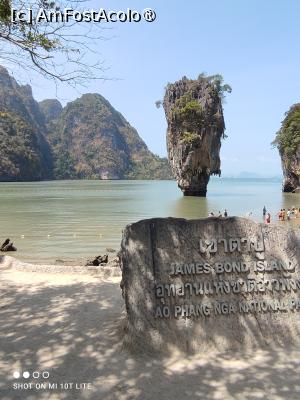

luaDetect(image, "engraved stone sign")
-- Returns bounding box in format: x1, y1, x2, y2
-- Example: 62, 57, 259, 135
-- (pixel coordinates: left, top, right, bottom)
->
120, 217, 300, 353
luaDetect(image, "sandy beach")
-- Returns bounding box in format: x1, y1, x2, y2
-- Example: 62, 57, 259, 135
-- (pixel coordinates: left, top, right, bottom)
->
1, 255, 300, 400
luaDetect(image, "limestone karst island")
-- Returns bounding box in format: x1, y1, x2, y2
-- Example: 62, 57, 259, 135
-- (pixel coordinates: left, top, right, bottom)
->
163, 74, 230, 196
1, 1, 300, 400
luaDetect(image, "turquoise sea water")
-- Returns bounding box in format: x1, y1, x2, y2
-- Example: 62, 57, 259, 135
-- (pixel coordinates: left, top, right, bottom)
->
0, 178, 299, 264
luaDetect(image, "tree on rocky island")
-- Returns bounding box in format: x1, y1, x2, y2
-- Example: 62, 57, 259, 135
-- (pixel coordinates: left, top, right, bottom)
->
162, 73, 231, 197
273, 104, 300, 192
0, 0, 107, 85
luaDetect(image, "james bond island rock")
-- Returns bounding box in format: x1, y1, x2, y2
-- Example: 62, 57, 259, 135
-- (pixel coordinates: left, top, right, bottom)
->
120, 217, 300, 354
273, 103, 300, 192
163, 74, 231, 196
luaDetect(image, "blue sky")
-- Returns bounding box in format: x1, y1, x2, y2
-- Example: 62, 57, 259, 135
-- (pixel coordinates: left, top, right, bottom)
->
9, 0, 300, 175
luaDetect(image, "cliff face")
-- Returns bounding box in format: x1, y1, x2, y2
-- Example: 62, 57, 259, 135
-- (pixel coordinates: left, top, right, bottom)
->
280, 146, 300, 192
0, 67, 171, 181
46, 94, 135, 179
274, 104, 300, 192
163, 75, 227, 196
43, 93, 172, 180
0, 66, 53, 181
39, 99, 63, 123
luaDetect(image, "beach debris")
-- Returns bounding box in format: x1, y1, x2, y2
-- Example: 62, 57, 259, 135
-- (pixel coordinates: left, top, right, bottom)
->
0, 238, 17, 252
110, 257, 121, 268
85, 254, 109, 266
106, 247, 116, 253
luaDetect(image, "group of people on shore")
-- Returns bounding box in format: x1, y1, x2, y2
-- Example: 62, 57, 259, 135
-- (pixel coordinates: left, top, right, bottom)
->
263, 205, 300, 223
277, 207, 300, 221
207, 206, 300, 223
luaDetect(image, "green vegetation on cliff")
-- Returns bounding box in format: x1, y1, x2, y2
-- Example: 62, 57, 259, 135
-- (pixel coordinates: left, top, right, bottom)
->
0, 67, 171, 181
163, 74, 231, 145
163, 73, 229, 196
0, 112, 52, 180
273, 104, 300, 156
273, 104, 300, 192
44, 93, 172, 180
173, 95, 203, 137
0, 67, 53, 181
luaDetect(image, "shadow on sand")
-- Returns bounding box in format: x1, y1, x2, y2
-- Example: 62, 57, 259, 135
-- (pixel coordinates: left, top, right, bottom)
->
0, 260, 300, 400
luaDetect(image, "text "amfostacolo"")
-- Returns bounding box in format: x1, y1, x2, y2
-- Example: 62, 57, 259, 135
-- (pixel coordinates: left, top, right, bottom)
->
11, 8, 157, 24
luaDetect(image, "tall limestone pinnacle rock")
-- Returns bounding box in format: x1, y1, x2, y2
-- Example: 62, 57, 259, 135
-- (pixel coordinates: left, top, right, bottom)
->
274, 104, 300, 192
163, 75, 230, 196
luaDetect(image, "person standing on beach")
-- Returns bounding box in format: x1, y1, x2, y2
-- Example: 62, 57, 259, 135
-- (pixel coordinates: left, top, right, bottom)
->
265, 213, 271, 224
282, 209, 286, 220
224, 209, 228, 218
263, 206, 267, 218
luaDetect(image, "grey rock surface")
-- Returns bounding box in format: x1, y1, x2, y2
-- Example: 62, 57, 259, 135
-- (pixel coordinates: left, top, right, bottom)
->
281, 145, 300, 192
120, 217, 300, 354
163, 76, 225, 196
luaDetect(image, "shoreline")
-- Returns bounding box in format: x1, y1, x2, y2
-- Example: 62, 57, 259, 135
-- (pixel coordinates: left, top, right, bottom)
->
0, 179, 299, 265
1, 216, 300, 266
0, 255, 121, 277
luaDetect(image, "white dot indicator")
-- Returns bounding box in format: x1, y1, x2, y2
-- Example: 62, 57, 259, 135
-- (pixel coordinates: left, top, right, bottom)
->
42, 371, 50, 379
13, 371, 20, 379
23, 371, 30, 379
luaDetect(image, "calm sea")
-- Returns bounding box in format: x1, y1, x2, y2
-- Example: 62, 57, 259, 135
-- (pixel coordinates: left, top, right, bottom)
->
0, 178, 299, 264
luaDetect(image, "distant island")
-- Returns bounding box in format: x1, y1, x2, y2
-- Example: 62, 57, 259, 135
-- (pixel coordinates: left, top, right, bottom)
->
220, 172, 282, 180
0, 66, 172, 181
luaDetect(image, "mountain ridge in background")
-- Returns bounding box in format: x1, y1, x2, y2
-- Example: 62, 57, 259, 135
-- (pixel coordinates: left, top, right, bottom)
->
0, 67, 172, 181
0, 66, 53, 181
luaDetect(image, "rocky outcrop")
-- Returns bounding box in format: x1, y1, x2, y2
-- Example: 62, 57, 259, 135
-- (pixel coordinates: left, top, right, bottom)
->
0, 238, 17, 252
274, 104, 300, 192
39, 99, 63, 123
0, 66, 53, 181
0, 66, 172, 181
44, 93, 172, 180
120, 217, 300, 354
163, 75, 228, 196
281, 148, 300, 192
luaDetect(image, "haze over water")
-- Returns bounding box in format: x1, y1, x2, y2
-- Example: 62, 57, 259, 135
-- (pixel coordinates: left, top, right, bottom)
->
0, 178, 299, 264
